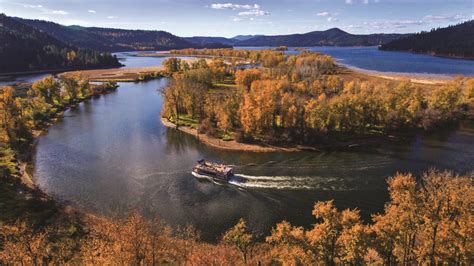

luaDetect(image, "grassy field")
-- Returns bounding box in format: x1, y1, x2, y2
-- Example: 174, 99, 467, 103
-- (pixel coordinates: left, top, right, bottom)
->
61, 67, 165, 82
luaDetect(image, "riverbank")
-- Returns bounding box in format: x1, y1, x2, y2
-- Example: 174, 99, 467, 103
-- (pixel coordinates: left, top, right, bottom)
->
340, 65, 455, 85
61, 66, 165, 82
160, 117, 398, 152
161, 117, 296, 152
1, 81, 119, 225
0, 64, 124, 80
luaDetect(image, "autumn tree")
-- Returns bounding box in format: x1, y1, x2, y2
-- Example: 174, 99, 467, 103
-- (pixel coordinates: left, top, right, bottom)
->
372, 171, 473, 265
266, 221, 311, 265
163, 58, 182, 73
60, 76, 79, 103
235, 68, 262, 91
0, 86, 31, 147
415, 170, 473, 264
31, 76, 61, 106
0, 221, 50, 265
222, 218, 254, 263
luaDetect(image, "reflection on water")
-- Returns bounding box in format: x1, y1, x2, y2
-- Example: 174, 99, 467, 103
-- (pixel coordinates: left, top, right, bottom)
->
33, 79, 474, 240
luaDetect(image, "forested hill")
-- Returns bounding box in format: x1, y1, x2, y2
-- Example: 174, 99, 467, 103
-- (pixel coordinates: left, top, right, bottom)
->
234, 28, 409, 46
0, 14, 121, 74
14, 17, 229, 52
380, 20, 474, 59
184, 35, 264, 46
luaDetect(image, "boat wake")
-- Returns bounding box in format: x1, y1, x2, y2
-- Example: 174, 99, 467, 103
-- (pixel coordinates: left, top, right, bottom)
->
230, 174, 333, 190
191, 172, 352, 191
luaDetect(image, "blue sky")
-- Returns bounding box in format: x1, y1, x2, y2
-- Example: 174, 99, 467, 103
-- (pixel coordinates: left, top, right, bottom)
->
1, 0, 472, 37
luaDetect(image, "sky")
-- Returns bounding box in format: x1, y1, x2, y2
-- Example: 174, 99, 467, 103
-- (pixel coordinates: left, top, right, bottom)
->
0, 0, 472, 37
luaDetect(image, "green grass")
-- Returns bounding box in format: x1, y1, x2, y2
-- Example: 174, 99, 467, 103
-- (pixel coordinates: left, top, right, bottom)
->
217, 131, 234, 141
176, 115, 199, 129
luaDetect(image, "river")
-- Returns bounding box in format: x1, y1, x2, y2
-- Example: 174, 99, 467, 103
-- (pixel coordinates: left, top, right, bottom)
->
31, 66, 474, 240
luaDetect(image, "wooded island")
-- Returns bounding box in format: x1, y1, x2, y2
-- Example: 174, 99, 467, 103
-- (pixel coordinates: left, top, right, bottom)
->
161, 49, 474, 150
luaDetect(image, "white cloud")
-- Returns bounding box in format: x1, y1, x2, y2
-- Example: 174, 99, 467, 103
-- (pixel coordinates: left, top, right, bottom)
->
52, 10, 68, 15
238, 9, 269, 16
345, 0, 379, 4
211, 2, 269, 19
23, 4, 43, 8
317, 12, 330, 17
423, 14, 465, 23
327, 17, 339, 22
107, 16, 118, 19
348, 24, 362, 29
21, 4, 70, 16
210, 3, 259, 10
88, 10, 96, 13
364, 20, 424, 29
348, 13, 467, 33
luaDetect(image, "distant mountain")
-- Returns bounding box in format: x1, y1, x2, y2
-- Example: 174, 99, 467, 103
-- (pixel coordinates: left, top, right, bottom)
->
236, 28, 409, 47
14, 17, 229, 52
184, 35, 266, 47
232, 35, 264, 41
0, 14, 121, 74
184, 36, 235, 46
380, 20, 474, 59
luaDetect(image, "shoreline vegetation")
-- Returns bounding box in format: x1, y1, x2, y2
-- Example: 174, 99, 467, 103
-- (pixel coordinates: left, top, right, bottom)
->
138, 50, 469, 84
1, 74, 118, 223
1, 48, 473, 264
161, 116, 405, 152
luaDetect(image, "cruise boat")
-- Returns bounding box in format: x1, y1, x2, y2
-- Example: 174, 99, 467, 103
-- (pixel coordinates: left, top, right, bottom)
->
192, 159, 234, 182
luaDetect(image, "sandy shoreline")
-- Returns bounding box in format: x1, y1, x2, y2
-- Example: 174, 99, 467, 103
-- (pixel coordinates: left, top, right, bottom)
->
345, 66, 456, 85
160, 117, 311, 152
61, 66, 164, 82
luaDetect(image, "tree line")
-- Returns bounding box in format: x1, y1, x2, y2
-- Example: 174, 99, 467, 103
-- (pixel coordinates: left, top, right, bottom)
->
0, 170, 472, 265
161, 49, 474, 145
0, 76, 118, 178
380, 20, 474, 59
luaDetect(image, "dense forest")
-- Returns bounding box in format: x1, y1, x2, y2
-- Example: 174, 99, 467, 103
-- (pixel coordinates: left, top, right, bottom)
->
380, 20, 474, 59
161, 49, 474, 146
0, 14, 121, 73
14, 16, 230, 52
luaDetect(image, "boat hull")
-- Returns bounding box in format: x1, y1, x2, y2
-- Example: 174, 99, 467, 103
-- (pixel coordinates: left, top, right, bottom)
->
192, 168, 232, 182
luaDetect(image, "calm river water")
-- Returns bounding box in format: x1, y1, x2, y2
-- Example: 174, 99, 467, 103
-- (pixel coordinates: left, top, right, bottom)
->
33, 75, 474, 240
